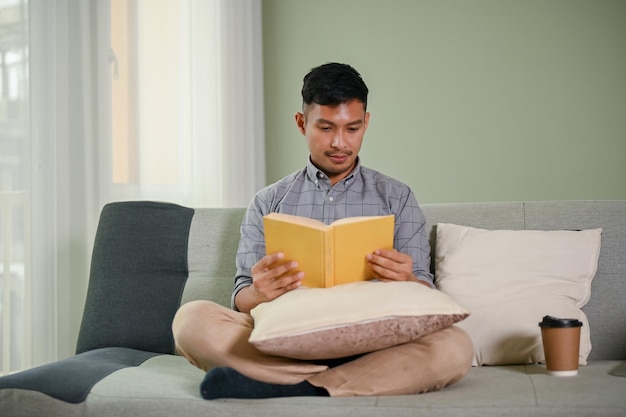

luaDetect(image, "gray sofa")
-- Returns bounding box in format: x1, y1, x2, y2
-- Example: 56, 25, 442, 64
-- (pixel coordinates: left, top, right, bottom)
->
1, 200, 625, 417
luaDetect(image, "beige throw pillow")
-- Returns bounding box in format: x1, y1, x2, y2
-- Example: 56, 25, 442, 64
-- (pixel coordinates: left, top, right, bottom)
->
249, 281, 469, 360
434, 223, 602, 366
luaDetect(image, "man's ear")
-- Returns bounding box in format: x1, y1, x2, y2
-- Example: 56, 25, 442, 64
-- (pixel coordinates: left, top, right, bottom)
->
295, 112, 306, 135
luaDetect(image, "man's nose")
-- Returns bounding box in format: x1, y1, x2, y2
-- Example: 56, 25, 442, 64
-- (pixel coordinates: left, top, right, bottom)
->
331, 131, 345, 148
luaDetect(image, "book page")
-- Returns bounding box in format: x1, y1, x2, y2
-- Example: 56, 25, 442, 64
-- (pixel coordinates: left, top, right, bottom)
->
332, 215, 394, 285
331, 215, 387, 226
264, 212, 328, 230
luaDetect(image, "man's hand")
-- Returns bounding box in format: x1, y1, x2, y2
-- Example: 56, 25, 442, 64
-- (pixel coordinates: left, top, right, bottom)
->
366, 249, 431, 287
234, 252, 303, 313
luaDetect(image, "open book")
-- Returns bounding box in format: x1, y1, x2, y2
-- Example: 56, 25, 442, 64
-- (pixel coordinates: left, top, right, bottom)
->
263, 212, 394, 288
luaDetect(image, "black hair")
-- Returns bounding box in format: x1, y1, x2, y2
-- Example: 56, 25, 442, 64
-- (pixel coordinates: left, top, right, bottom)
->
301, 63, 369, 111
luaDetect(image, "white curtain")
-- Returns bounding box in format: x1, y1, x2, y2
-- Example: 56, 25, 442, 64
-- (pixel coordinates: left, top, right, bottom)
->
0, 0, 264, 372
102, 0, 265, 207
1, 0, 34, 374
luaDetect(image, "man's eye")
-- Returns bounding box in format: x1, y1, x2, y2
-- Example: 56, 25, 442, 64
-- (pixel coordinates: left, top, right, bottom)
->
319, 126, 332, 131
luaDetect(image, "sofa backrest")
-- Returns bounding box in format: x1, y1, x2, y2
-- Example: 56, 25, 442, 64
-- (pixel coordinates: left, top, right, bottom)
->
76, 202, 197, 355
180, 207, 246, 307
76, 202, 245, 355
76, 200, 625, 360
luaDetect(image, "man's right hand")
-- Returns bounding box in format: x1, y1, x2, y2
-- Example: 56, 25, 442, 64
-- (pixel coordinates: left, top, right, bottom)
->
234, 252, 303, 314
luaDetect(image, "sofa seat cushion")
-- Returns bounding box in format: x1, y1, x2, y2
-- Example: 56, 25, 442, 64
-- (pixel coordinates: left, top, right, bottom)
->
4, 358, 625, 417
0, 347, 159, 404
82, 361, 626, 416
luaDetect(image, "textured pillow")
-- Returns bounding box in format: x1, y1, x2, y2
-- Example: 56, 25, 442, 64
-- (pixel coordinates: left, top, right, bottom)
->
249, 281, 469, 360
434, 223, 602, 366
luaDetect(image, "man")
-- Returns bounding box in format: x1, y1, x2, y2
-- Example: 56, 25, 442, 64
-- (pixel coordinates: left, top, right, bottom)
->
172, 63, 472, 399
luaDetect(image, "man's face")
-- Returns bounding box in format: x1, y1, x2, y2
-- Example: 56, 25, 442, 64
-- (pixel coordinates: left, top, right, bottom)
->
295, 100, 370, 185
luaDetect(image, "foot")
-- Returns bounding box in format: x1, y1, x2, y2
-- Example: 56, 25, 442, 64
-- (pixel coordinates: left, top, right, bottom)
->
200, 367, 329, 400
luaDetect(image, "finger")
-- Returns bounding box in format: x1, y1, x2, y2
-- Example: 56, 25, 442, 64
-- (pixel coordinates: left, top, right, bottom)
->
267, 261, 300, 280
368, 262, 401, 281
252, 252, 285, 274
367, 252, 413, 282
367, 252, 400, 272
373, 248, 407, 262
258, 271, 303, 302
252, 257, 297, 286
273, 271, 304, 291
253, 260, 302, 298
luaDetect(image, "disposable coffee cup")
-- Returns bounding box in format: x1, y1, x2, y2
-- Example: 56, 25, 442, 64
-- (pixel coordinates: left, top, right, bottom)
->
538, 315, 582, 376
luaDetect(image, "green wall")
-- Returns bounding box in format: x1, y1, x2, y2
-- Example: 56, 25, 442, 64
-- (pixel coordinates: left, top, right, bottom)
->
262, 0, 626, 203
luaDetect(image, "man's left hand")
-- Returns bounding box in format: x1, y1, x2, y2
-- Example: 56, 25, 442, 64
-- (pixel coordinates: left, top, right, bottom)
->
366, 249, 430, 287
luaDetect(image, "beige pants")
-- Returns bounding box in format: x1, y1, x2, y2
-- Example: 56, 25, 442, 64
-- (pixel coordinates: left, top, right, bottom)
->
172, 300, 473, 397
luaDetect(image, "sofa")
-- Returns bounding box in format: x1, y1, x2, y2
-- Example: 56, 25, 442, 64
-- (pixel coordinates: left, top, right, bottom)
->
1, 200, 625, 417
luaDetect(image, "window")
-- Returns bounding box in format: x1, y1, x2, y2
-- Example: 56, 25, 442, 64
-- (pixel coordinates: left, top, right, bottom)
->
110, 0, 182, 187
105, 0, 265, 208
0, 0, 265, 374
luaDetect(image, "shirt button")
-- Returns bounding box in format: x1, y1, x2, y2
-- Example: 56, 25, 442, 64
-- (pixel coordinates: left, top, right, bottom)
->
329, 197, 334, 202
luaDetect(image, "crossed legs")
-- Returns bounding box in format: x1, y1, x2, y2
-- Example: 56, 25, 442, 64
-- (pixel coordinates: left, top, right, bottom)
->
172, 300, 473, 398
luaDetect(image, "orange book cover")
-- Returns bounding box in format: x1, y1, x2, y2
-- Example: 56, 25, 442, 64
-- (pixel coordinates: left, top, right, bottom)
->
263, 213, 394, 288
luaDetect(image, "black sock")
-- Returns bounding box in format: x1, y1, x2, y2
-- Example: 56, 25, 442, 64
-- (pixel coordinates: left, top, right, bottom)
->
200, 367, 329, 400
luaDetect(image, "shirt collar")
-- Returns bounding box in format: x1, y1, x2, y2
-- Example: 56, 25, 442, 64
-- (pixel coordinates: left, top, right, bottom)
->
305, 156, 361, 186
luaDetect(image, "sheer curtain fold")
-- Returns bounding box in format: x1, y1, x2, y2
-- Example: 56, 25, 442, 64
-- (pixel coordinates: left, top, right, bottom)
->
28, 0, 99, 368
211, 0, 266, 207
1, 0, 264, 372
1, 0, 32, 374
